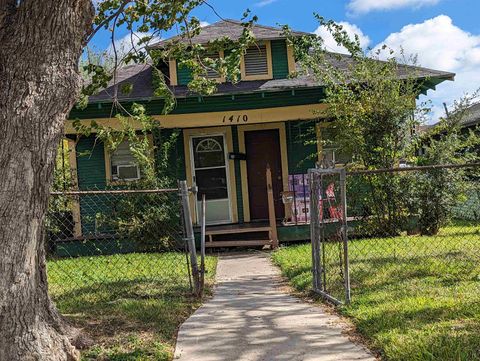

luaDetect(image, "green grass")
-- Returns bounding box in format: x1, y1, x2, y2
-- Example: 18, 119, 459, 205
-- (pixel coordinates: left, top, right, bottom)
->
272, 221, 480, 361
48, 252, 217, 361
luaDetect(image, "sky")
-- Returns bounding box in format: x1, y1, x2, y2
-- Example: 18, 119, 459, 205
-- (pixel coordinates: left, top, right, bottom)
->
90, 0, 480, 122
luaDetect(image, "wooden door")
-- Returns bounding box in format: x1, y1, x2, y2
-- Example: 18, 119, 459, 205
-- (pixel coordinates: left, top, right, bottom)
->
245, 129, 284, 220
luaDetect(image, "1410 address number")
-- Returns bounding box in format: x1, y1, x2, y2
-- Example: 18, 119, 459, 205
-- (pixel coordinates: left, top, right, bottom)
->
222, 114, 249, 123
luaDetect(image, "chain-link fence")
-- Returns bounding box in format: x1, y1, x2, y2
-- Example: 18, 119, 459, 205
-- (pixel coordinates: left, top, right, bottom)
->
45, 186, 200, 300
310, 163, 480, 304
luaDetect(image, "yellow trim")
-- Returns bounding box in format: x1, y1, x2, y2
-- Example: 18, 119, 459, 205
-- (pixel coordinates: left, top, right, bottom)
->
315, 123, 323, 164
240, 41, 273, 81
182, 127, 238, 224
286, 44, 296, 75
169, 59, 178, 86
65, 104, 327, 134
67, 139, 82, 237
104, 144, 112, 183
237, 122, 289, 222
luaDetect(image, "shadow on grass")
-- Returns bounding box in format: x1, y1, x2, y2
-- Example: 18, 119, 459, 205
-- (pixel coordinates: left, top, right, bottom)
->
53, 278, 209, 360
273, 238, 480, 361
49, 256, 217, 361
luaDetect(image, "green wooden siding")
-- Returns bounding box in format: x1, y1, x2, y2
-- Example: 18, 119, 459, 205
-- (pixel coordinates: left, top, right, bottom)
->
231, 126, 244, 223
152, 128, 186, 182
75, 136, 108, 234
278, 224, 309, 242
177, 62, 193, 86
286, 120, 317, 174
77, 136, 106, 189
69, 88, 325, 120
271, 40, 289, 79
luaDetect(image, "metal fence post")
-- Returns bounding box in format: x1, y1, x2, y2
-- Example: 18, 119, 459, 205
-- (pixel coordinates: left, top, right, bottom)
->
309, 170, 321, 292
200, 194, 206, 294
340, 168, 351, 304
180, 181, 200, 296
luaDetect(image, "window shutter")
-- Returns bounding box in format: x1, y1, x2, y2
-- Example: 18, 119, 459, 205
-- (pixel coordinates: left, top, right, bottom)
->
244, 45, 268, 77
205, 52, 221, 79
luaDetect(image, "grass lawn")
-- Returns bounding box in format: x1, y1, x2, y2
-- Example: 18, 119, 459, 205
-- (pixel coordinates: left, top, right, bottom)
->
48, 252, 217, 361
272, 221, 480, 361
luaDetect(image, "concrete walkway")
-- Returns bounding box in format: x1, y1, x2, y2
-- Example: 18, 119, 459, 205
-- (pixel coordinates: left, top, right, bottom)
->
174, 252, 374, 361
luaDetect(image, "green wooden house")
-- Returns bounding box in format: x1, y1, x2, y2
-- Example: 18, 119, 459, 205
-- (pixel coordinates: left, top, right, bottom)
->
65, 20, 455, 247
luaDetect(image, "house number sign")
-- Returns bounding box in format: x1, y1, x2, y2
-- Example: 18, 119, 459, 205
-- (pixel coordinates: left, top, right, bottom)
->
222, 114, 249, 123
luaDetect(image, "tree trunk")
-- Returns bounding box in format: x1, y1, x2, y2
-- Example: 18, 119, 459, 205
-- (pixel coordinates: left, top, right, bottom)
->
0, 1, 94, 360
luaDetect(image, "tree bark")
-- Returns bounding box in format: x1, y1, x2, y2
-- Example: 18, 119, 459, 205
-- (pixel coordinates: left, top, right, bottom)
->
0, 1, 94, 360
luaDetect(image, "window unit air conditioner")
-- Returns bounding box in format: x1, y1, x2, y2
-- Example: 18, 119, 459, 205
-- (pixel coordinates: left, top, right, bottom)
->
112, 164, 140, 181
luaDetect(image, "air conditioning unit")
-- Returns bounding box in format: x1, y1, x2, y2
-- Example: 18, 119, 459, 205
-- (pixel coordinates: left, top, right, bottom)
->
112, 164, 140, 181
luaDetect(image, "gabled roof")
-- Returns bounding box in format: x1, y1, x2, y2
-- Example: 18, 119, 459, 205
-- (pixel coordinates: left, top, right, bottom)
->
85, 20, 455, 104
87, 52, 455, 103
151, 19, 310, 48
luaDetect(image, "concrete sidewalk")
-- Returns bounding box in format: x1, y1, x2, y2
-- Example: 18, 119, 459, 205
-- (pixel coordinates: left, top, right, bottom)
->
174, 252, 374, 361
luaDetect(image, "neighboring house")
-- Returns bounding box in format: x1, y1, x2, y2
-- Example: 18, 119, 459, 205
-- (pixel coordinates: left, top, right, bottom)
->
65, 19, 455, 246
459, 102, 480, 131
417, 101, 480, 155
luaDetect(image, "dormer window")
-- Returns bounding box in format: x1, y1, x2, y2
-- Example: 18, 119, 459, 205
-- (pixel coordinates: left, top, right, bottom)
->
205, 51, 221, 79
202, 50, 225, 82
201, 50, 225, 82
241, 42, 273, 81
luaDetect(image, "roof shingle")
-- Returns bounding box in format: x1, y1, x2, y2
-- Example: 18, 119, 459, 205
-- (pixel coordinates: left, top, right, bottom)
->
151, 19, 310, 48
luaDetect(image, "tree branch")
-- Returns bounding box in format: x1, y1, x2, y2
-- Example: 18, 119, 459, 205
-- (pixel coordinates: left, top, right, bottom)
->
84, 0, 130, 46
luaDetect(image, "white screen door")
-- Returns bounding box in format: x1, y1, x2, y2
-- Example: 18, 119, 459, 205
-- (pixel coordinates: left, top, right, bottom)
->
191, 135, 231, 224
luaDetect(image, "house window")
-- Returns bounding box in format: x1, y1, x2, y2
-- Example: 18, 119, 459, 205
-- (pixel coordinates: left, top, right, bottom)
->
110, 140, 141, 181
322, 148, 351, 167
243, 44, 270, 79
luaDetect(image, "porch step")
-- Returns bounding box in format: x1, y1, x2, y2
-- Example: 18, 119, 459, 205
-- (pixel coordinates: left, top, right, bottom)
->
205, 225, 271, 236
205, 239, 272, 248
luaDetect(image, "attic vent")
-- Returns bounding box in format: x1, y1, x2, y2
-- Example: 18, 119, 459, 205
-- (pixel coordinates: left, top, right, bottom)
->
244, 45, 268, 77
205, 52, 221, 79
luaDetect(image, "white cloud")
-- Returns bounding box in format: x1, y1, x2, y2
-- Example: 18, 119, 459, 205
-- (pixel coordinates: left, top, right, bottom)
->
255, 0, 278, 7
348, 0, 441, 15
200, 21, 210, 27
313, 21, 371, 54
373, 15, 480, 122
108, 31, 158, 60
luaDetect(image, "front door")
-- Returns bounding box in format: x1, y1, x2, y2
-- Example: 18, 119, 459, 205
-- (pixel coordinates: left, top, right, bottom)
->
191, 134, 231, 224
245, 129, 284, 220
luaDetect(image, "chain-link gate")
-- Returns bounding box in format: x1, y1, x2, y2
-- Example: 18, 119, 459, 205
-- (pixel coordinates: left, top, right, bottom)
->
308, 163, 480, 305
309, 167, 351, 304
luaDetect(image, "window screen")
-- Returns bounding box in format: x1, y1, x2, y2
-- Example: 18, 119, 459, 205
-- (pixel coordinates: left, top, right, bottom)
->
111, 140, 140, 180
244, 44, 268, 77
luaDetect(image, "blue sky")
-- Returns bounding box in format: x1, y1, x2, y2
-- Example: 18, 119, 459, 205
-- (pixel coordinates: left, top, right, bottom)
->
91, 0, 480, 122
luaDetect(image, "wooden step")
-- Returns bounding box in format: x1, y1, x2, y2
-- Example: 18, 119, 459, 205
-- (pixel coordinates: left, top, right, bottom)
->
205, 226, 271, 236
205, 239, 272, 248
